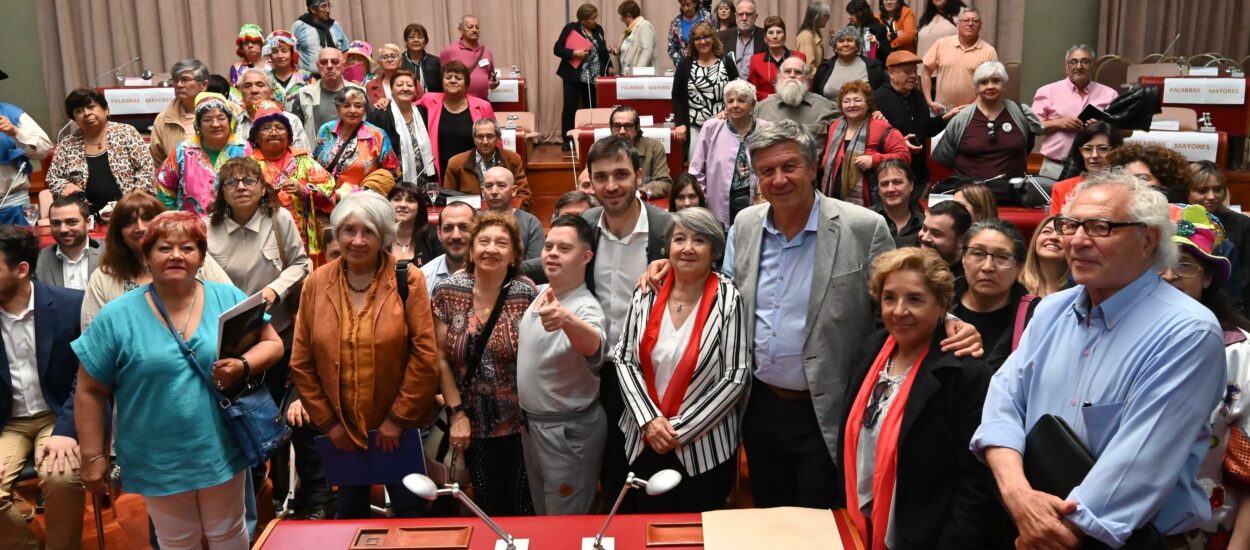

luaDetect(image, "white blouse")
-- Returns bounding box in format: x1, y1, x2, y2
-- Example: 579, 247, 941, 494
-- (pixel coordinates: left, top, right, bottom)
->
650, 295, 703, 402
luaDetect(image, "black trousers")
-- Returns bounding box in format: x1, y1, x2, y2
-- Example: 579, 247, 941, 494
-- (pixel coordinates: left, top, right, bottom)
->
742, 379, 844, 509
269, 424, 335, 511
599, 361, 631, 513
628, 448, 736, 514
561, 79, 597, 145
465, 433, 534, 517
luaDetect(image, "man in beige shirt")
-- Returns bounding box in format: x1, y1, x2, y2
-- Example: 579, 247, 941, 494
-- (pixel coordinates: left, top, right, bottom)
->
921, 7, 997, 112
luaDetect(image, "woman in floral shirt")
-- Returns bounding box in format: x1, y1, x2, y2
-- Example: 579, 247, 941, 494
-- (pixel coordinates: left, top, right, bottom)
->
155, 92, 250, 215
46, 88, 154, 215
312, 87, 399, 189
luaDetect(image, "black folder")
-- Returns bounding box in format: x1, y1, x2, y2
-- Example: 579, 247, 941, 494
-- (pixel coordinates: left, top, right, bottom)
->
1024, 414, 1165, 550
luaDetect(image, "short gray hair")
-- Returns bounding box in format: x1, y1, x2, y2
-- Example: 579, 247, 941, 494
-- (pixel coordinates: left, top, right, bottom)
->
747, 119, 816, 167
666, 207, 727, 266
830, 25, 863, 53
333, 85, 368, 107
170, 59, 209, 82
724, 80, 757, 104
1066, 44, 1096, 61
238, 67, 276, 91
973, 61, 1009, 86
1063, 167, 1177, 272
958, 6, 981, 18
330, 191, 398, 248
473, 117, 500, 137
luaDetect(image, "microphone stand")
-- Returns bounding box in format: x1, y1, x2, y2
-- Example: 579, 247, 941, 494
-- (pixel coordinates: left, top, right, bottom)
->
92, 57, 142, 86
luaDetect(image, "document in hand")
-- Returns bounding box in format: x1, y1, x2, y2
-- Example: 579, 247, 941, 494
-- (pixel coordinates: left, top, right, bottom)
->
217, 291, 267, 360
315, 429, 428, 486
565, 31, 593, 70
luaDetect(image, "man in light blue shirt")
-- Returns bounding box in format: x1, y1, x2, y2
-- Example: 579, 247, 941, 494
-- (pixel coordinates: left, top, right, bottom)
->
971, 170, 1226, 548
420, 201, 474, 296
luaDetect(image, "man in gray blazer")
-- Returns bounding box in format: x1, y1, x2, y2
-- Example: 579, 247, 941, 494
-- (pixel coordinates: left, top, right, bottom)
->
35, 197, 103, 290
722, 119, 978, 508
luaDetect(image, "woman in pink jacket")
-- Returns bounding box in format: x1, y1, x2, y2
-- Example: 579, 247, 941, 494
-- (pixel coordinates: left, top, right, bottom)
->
415, 60, 496, 182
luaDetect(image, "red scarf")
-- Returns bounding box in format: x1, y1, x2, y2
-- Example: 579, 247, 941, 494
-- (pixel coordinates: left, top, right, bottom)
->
638, 273, 720, 417
843, 335, 927, 550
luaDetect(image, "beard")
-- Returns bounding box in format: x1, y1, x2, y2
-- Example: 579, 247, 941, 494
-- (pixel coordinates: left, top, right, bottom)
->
777, 79, 806, 107
737, 19, 753, 32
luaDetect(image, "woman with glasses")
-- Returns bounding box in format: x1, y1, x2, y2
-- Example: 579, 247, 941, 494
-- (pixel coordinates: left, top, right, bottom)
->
689, 79, 756, 229
747, 16, 805, 101
819, 80, 910, 207
950, 219, 1029, 369
1159, 204, 1250, 548
399, 24, 442, 94
365, 43, 405, 109
155, 93, 251, 216
1048, 121, 1123, 214
673, 21, 738, 149
312, 87, 399, 190
150, 59, 209, 165
933, 61, 1042, 181
556, 3, 611, 151
843, 246, 996, 549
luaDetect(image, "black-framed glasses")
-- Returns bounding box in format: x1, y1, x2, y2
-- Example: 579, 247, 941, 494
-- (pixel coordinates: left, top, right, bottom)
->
863, 378, 897, 429
1067, 58, 1094, 67
692, 35, 714, 43
962, 247, 1017, 269
610, 122, 637, 131
986, 122, 997, 143
222, 177, 260, 189
1052, 217, 1146, 237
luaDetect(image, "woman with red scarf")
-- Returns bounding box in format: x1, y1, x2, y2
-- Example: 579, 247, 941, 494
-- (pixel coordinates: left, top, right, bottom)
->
842, 247, 999, 549
615, 207, 749, 513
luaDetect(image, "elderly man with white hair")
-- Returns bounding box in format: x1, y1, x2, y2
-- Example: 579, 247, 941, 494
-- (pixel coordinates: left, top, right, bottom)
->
972, 169, 1226, 549
234, 68, 310, 151
921, 6, 997, 113
932, 60, 1042, 181
753, 57, 838, 148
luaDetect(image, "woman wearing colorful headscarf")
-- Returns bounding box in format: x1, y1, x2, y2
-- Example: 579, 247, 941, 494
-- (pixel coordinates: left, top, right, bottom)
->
312, 86, 399, 189
230, 24, 268, 87
155, 92, 250, 215
264, 30, 315, 106
247, 100, 338, 263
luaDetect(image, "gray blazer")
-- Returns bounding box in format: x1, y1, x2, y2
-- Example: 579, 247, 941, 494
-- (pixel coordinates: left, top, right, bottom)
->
731, 194, 894, 462
35, 240, 104, 288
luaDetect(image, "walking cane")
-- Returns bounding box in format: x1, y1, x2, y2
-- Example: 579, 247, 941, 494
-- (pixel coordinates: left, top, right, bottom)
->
93, 493, 106, 550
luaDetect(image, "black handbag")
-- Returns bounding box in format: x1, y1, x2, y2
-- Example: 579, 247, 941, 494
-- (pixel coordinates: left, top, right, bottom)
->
148, 286, 291, 466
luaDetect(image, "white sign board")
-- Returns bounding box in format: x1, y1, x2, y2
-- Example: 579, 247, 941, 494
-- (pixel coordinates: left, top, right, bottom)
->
103, 87, 176, 115
616, 77, 673, 100
592, 127, 672, 153
1162, 78, 1245, 105
501, 128, 518, 152
1125, 130, 1220, 162
487, 79, 521, 103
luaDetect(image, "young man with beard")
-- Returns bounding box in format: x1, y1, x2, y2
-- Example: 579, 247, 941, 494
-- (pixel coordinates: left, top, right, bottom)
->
35, 197, 103, 290
918, 199, 972, 279
754, 57, 838, 147
517, 215, 607, 515
421, 201, 475, 296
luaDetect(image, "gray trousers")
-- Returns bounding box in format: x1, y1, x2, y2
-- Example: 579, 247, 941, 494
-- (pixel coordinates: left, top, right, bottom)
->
521, 404, 607, 516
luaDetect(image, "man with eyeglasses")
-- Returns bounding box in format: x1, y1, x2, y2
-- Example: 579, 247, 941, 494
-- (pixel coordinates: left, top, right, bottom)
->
291, 0, 349, 74
920, 7, 997, 114
1032, 45, 1119, 180
972, 170, 1225, 550
717, 0, 766, 77
443, 118, 532, 210
234, 68, 310, 151
439, 15, 500, 101
577, 106, 673, 199
151, 59, 210, 165
288, 47, 348, 146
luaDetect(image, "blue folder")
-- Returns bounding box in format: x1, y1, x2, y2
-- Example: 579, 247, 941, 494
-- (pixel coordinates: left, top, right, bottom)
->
314, 428, 427, 486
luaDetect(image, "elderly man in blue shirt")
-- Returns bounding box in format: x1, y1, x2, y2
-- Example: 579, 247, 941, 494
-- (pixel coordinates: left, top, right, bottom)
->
971, 169, 1226, 549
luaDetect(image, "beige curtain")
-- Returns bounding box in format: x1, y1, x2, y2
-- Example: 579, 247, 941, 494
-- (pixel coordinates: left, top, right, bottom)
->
36, 0, 1024, 136
1099, 0, 1250, 62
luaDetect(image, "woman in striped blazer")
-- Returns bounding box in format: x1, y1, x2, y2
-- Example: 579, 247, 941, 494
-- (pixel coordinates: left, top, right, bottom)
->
615, 207, 750, 513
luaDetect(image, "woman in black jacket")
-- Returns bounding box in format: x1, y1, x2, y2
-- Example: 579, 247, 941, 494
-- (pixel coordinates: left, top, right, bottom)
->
555, 3, 611, 150
847, 0, 893, 64
842, 247, 1001, 549
812, 26, 887, 102
672, 21, 739, 153
400, 23, 442, 94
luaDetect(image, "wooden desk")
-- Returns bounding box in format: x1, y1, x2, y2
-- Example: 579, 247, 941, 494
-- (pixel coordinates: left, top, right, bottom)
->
254, 510, 864, 550
595, 76, 675, 122
488, 77, 527, 112
574, 125, 683, 180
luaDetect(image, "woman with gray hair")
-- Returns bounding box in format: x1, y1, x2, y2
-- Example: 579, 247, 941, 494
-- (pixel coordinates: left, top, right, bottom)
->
690, 79, 761, 228
933, 61, 1042, 181
312, 86, 400, 190
616, 206, 750, 512
812, 26, 887, 106
289, 190, 440, 519
150, 59, 209, 164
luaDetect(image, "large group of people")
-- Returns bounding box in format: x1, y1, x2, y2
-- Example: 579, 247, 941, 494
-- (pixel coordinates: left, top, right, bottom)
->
3, 1, 1250, 550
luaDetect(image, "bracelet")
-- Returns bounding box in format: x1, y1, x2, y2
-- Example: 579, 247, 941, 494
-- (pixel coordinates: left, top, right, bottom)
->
240, 356, 251, 380
86, 453, 107, 464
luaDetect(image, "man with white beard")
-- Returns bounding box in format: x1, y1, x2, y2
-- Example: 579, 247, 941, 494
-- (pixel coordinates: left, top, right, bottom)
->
754, 57, 838, 146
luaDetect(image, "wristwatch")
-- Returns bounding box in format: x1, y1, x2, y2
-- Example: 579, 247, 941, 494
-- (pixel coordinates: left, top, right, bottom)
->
448, 403, 467, 415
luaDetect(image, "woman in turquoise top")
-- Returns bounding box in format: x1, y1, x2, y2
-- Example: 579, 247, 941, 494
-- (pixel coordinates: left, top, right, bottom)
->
73, 210, 282, 549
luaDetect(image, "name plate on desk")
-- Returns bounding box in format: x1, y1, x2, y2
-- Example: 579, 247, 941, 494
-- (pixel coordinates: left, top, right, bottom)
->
488, 79, 521, 103
1163, 78, 1245, 105
1125, 130, 1219, 162
501, 128, 518, 152
592, 126, 672, 153
616, 77, 673, 100
102, 87, 175, 115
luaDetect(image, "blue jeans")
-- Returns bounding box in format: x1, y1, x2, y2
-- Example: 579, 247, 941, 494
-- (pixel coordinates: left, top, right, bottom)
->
336, 483, 428, 519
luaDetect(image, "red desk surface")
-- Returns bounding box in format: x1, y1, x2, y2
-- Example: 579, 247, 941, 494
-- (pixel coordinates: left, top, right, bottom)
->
490, 77, 527, 113
254, 510, 864, 550
999, 206, 1047, 241
575, 126, 684, 182
595, 77, 674, 123
1140, 76, 1250, 137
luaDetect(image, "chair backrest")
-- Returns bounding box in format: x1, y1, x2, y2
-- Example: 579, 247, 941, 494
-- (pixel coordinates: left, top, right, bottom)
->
1241, 55, 1250, 75
1093, 55, 1130, 91
1003, 61, 1022, 102
1188, 52, 1221, 66
1126, 62, 1182, 86
1154, 106, 1198, 131
573, 108, 614, 128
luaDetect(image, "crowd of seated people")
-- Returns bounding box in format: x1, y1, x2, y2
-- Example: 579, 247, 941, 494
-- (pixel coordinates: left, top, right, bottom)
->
6, 2, 1250, 550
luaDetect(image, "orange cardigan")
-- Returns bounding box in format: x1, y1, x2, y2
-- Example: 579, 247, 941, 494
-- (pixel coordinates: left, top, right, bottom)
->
290, 253, 440, 442
879, 6, 918, 53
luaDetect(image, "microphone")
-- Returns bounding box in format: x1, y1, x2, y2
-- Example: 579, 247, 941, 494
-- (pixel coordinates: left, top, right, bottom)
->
976, 173, 1008, 186
584, 469, 683, 550
403, 474, 529, 550
92, 56, 142, 86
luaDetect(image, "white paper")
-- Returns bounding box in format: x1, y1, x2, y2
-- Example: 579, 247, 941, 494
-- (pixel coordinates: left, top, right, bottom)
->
1149, 119, 1181, 131
1125, 130, 1220, 162
1188, 66, 1220, 77
487, 78, 521, 103
217, 291, 265, 360
1163, 77, 1246, 105
123, 77, 154, 87
630, 66, 656, 76
616, 76, 674, 100
447, 195, 482, 209
591, 126, 673, 153
103, 87, 176, 115
639, 115, 655, 127
501, 128, 518, 152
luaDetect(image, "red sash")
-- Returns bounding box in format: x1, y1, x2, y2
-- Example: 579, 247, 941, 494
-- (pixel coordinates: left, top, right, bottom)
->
638, 273, 720, 417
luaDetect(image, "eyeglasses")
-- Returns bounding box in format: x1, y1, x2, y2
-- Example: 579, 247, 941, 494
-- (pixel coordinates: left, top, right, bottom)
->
959, 18, 982, 25
175, 76, 200, 85
610, 122, 637, 131
318, 58, 343, 66
1170, 262, 1205, 278
692, 35, 713, 42
1052, 217, 1147, 237
1079, 144, 1111, 155
986, 122, 997, 143
259, 124, 288, 135
378, 54, 400, 61
1067, 58, 1094, 67
863, 378, 898, 429
222, 177, 260, 189
963, 247, 1017, 269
